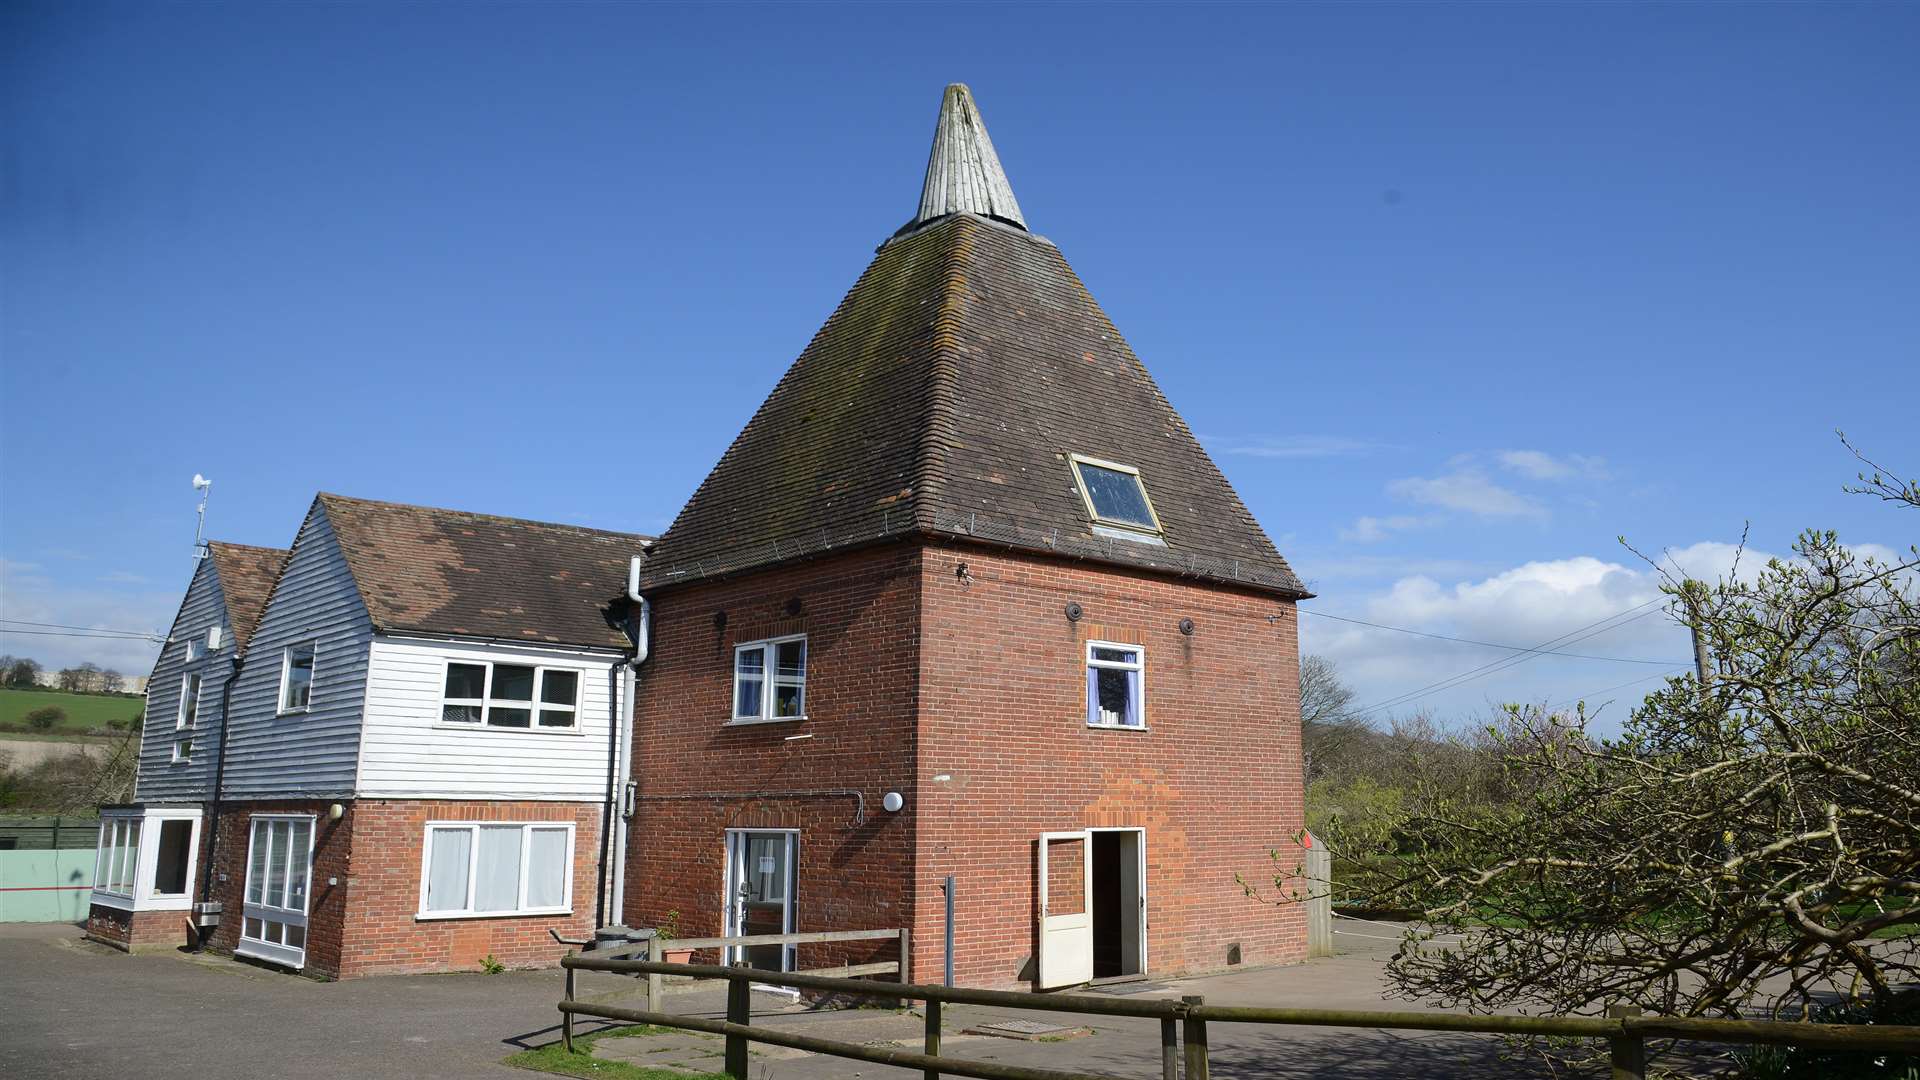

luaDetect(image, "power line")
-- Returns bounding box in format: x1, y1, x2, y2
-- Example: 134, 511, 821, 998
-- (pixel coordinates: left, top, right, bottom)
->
1301, 609, 1674, 665
0, 618, 160, 639
1549, 668, 1687, 713
1352, 599, 1671, 717
0, 628, 164, 642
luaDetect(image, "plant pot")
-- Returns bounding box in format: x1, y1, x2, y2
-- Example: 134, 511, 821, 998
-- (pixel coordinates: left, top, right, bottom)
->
663, 948, 695, 965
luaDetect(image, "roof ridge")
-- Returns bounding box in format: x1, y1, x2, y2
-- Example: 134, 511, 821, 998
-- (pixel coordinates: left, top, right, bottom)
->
205, 540, 289, 556
314, 492, 653, 541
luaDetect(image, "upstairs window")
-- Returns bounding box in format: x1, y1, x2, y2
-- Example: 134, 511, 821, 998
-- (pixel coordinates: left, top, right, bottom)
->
1086, 641, 1145, 729
186, 637, 206, 662
732, 635, 806, 723
178, 673, 202, 729
279, 642, 316, 713
441, 662, 581, 729
1069, 455, 1162, 538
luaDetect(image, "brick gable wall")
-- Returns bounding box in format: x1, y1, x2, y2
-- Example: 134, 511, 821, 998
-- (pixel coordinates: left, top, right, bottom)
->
625, 543, 922, 976
915, 544, 1307, 987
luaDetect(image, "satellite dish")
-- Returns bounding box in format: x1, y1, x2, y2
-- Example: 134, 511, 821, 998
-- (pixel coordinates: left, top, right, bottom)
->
193, 474, 210, 490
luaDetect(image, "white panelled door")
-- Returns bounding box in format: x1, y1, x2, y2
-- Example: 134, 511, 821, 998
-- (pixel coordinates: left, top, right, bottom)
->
1036, 831, 1093, 989
238, 815, 315, 969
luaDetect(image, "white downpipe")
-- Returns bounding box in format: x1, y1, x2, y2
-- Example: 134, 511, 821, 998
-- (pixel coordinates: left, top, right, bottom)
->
611, 556, 651, 927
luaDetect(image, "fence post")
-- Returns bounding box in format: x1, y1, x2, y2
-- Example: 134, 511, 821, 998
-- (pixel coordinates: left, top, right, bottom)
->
646, 937, 664, 1015
562, 952, 576, 1053
923, 998, 942, 1080
1607, 1004, 1645, 1080
1182, 995, 1208, 1080
898, 925, 912, 985
725, 968, 751, 1079
1160, 1016, 1179, 1080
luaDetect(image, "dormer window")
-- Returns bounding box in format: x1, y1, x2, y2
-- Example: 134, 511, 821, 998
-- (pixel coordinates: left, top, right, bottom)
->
1069, 455, 1162, 540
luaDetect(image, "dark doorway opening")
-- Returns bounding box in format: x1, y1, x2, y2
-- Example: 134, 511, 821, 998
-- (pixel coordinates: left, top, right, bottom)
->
1090, 829, 1143, 979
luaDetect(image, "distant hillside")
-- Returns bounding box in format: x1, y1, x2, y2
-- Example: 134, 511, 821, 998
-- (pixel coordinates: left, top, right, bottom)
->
0, 688, 144, 735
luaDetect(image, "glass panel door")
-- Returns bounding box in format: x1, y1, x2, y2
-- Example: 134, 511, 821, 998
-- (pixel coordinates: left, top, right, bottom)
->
725, 831, 795, 972
239, 816, 313, 968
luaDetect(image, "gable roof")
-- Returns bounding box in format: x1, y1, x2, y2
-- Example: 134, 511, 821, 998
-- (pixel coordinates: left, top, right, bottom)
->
203, 542, 288, 652
640, 91, 1304, 599
315, 493, 649, 650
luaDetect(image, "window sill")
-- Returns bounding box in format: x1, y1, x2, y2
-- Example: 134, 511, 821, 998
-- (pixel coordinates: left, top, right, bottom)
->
1086, 722, 1150, 732
1090, 523, 1167, 547
235, 938, 305, 969
434, 721, 585, 737
89, 890, 135, 911
725, 715, 807, 727
276, 707, 310, 717
415, 907, 572, 922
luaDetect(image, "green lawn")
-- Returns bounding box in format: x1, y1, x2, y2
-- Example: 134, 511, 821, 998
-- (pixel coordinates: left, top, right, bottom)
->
503, 1025, 727, 1080
0, 688, 144, 734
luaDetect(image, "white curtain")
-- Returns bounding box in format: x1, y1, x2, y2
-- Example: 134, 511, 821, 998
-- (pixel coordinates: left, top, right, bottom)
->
524, 828, 568, 909
425, 827, 473, 912
475, 826, 523, 913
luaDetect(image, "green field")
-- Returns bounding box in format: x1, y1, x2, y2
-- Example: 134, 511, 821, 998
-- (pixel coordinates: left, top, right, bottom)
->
0, 689, 143, 734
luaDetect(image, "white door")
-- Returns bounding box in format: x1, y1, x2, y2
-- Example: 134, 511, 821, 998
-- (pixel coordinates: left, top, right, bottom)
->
238, 815, 314, 969
724, 830, 796, 972
1036, 831, 1093, 989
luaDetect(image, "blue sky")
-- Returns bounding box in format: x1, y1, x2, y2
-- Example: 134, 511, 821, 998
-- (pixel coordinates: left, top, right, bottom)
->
4, 2, 1915, 732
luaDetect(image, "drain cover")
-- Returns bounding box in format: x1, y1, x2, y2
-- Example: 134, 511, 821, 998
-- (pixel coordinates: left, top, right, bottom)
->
965, 1019, 1092, 1041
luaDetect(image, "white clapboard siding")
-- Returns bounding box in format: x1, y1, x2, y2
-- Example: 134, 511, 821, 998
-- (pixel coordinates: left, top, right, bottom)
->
134, 558, 232, 802
356, 636, 622, 801
218, 502, 373, 798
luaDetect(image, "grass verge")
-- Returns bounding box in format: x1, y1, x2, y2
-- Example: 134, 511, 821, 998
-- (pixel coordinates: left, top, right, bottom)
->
503, 1024, 728, 1080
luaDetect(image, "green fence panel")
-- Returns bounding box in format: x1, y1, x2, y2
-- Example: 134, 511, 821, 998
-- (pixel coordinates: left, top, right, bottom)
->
0, 848, 96, 922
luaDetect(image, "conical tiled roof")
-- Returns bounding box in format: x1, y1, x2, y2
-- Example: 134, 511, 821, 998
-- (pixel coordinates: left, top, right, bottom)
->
640, 90, 1303, 599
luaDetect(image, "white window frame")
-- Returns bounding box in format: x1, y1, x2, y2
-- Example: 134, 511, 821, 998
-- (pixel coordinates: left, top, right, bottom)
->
1085, 639, 1148, 730
90, 808, 202, 912
171, 738, 193, 764
177, 672, 202, 730
238, 813, 316, 968
1068, 454, 1165, 541
729, 634, 807, 725
185, 636, 206, 663
436, 659, 584, 734
278, 641, 317, 714
415, 820, 576, 919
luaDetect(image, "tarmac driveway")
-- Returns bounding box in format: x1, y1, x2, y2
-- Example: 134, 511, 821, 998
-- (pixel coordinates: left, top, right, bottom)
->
0, 920, 1541, 1080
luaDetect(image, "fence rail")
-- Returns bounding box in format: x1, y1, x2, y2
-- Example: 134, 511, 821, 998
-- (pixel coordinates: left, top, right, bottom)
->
579, 927, 908, 1015
559, 954, 1920, 1080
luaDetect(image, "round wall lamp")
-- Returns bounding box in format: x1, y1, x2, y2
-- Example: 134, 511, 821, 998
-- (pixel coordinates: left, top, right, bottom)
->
328, 803, 345, 821
881, 792, 905, 813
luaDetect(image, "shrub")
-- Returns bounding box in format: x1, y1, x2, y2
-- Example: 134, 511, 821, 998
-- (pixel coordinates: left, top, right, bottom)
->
1735, 990, 1920, 1079
25, 706, 63, 732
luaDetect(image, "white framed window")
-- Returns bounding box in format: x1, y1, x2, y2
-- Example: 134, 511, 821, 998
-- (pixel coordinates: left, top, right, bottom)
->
171, 738, 193, 764
90, 809, 201, 911
439, 661, 581, 730
239, 814, 314, 968
417, 821, 574, 919
731, 635, 806, 723
186, 637, 206, 662
1086, 640, 1146, 729
1069, 454, 1163, 540
178, 672, 202, 729
92, 817, 142, 898
279, 642, 316, 713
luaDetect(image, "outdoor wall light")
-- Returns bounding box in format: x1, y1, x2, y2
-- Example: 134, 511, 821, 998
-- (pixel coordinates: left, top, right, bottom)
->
1179, 618, 1196, 636
1064, 602, 1084, 622
882, 792, 905, 813
328, 803, 344, 821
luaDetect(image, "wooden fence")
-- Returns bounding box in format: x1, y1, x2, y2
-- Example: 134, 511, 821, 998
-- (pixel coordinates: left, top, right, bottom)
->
558, 954, 1920, 1080
584, 927, 909, 1014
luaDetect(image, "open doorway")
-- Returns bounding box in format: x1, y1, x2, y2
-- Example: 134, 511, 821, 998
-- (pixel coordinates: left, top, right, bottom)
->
1090, 828, 1145, 979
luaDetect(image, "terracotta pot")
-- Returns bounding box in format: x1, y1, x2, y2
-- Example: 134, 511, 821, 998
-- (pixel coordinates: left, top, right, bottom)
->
663, 948, 695, 964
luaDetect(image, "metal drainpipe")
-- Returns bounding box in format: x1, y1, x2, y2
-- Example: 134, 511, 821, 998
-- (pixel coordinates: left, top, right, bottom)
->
606, 556, 651, 929
193, 653, 243, 946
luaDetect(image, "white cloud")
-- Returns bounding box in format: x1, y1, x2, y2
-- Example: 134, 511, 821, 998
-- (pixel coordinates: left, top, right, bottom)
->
1211, 435, 1382, 459
0, 558, 172, 677
1496, 450, 1608, 482
1388, 470, 1547, 520
1339, 514, 1438, 544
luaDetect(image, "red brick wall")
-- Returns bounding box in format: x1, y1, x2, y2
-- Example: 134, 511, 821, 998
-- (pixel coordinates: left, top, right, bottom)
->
338, 799, 599, 978
915, 544, 1306, 988
626, 543, 922, 975
85, 904, 192, 953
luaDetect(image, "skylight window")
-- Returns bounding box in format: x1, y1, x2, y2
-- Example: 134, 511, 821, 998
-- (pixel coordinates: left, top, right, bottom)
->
1069, 455, 1161, 536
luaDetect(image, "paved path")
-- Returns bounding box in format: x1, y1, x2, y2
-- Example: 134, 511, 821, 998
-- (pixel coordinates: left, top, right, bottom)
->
0, 920, 1538, 1079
